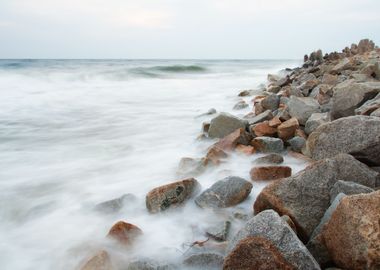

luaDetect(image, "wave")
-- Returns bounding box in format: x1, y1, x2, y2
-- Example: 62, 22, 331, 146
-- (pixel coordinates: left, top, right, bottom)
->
151, 65, 207, 73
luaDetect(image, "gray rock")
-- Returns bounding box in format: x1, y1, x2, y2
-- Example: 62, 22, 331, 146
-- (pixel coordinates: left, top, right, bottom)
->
226, 210, 321, 270
304, 115, 380, 166
206, 220, 231, 241
183, 253, 223, 269
261, 94, 280, 111
197, 108, 217, 117
232, 100, 248, 110
288, 96, 321, 125
177, 157, 209, 177
331, 81, 380, 119
329, 180, 374, 203
355, 92, 380, 115
245, 110, 273, 125
288, 136, 306, 153
208, 113, 247, 139
251, 137, 284, 153
195, 176, 252, 209
127, 259, 175, 270
306, 193, 346, 267
370, 107, 380, 117
305, 112, 330, 135
331, 58, 352, 74
94, 194, 137, 214
254, 154, 378, 241
254, 153, 284, 164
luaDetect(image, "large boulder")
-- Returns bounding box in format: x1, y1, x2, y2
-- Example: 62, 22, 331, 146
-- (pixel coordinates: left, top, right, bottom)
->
254, 154, 378, 241
304, 115, 380, 166
330, 81, 380, 119
195, 176, 252, 208
224, 210, 321, 270
146, 178, 200, 213
208, 113, 247, 139
355, 92, 380, 115
250, 166, 292, 181
288, 96, 321, 125
329, 180, 374, 203
322, 191, 380, 270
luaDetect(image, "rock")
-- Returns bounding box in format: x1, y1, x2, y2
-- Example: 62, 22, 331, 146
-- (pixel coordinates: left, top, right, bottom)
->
287, 136, 306, 153
244, 110, 273, 125
322, 74, 338, 85
298, 79, 320, 96
267, 85, 281, 93
251, 137, 284, 153
235, 144, 255, 155
184, 253, 224, 269
146, 178, 200, 213
195, 176, 252, 209
330, 58, 353, 74
213, 128, 251, 151
127, 259, 174, 270
206, 220, 231, 241
276, 108, 291, 121
331, 81, 380, 119
268, 116, 282, 127
94, 194, 137, 214
225, 210, 321, 270
329, 180, 374, 203
208, 113, 247, 139
306, 193, 346, 267
371, 107, 380, 117
224, 236, 296, 270
251, 121, 277, 137
238, 89, 254, 97
304, 112, 330, 135
254, 153, 284, 164
322, 191, 380, 270
233, 100, 248, 110
304, 115, 380, 166
177, 157, 209, 177
202, 122, 210, 133
277, 117, 299, 141
261, 94, 280, 111
250, 166, 292, 181
206, 146, 228, 165
80, 250, 113, 270
281, 215, 297, 233
355, 92, 380, 115
254, 154, 378, 241
288, 96, 321, 125
197, 108, 217, 117
107, 221, 142, 245
357, 38, 375, 54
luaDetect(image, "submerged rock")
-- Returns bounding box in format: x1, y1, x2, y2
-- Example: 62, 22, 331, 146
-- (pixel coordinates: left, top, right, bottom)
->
183, 253, 224, 269
107, 221, 142, 245
94, 194, 137, 214
206, 220, 231, 241
208, 113, 247, 139
233, 100, 248, 110
254, 153, 284, 164
80, 250, 113, 270
127, 259, 175, 270
177, 157, 209, 177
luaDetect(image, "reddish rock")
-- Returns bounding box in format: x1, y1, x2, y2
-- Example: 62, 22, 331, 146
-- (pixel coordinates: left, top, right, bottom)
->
223, 236, 296, 270
214, 128, 251, 152
269, 117, 282, 128
255, 101, 265, 115
294, 128, 307, 139
252, 121, 277, 137
80, 250, 113, 270
277, 117, 299, 141
250, 166, 292, 181
206, 146, 228, 165
322, 191, 380, 270
107, 221, 142, 245
236, 144, 255, 155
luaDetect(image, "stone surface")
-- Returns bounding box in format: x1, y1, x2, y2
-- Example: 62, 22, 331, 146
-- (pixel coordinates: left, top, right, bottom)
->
214, 128, 251, 151
233, 100, 249, 110
206, 146, 228, 165
277, 117, 299, 141
330, 58, 353, 74
281, 215, 297, 233
235, 144, 255, 155
268, 116, 282, 127
254, 154, 378, 241
261, 94, 280, 111
245, 110, 273, 125
322, 191, 380, 270
127, 259, 174, 270
250, 166, 292, 181
304, 115, 380, 166
288, 96, 321, 125
304, 112, 330, 135
226, 210, 321, 270
355, 92, 380, 115
81, 250, 113, 270
251, 137, 284, 153
206, 220, 231, 241
254, 153, 284, 164
287, 136, 306, 153
322, 74, 338, 85
195, 176, 252, 209
94, 194, 137, 214
146, 178, 200, 213
177, 157, 209, 177
208, 113, 247, 139
251, 121, 277, 137
107, 221, 142, 245
329, 180, 374, 203
184, 253, 224, 269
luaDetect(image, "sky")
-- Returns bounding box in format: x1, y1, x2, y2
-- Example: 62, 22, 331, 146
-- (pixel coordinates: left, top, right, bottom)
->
0, 0, 380, 59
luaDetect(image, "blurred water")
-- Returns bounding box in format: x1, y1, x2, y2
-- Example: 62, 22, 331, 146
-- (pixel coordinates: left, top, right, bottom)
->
0, 59, 306, 269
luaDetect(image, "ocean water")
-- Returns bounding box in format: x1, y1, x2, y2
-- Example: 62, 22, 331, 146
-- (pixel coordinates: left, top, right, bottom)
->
0, 59, 307, 269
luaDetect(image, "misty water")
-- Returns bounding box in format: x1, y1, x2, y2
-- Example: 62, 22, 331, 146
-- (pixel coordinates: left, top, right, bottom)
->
0, 59, 308, 269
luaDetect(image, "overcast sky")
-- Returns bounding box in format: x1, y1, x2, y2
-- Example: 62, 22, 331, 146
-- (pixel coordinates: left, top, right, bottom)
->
0, 0, 380, 59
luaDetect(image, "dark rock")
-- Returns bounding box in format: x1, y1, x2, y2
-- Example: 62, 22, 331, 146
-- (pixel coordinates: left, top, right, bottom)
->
288, 96, 321, 125
94, 194, 137, 214
195, 176, 252, 209
184, 253, 224, 269
261, 94, 280, 111
251, 137, 284, 153
250, 166, 292, 181
254, 153, 284, 164
208, 113, 247, 139
329, 180, 374, 203
244, 110, 273, 125
202, 122, 210, 133
146, 178, 200, 213
287, 136, 306, 153
206, 220, 231, 241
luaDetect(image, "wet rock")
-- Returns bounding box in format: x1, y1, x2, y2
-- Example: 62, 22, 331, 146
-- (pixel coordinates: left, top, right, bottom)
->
184, 253, 224, 269
288, 96, 321, 125
244, 110, 273, 125
235, 144, 255, 155
206, 220, 231, 241
304, 112, 330, 135
177, 157, 209, 177
208, 113, 247, 139
331, 81, 380, 119
254, 153, 284, 164
107, 221, 142, 245
251, 137, 284, 153
198, 108, 217, 117
355, 92, 380, 115
225, 210, 321, 270
195, 176, 252, 209
213, 128, 251, 152
250, 166, 292, 181
304, 115, 380, 166
322, 191, 380, 270
277, 117, 299, 141
146, 178, 200, 213
80, 250, 113, 270
206, 146, 228, 165
251, 121, 277, 137
261, 94, 280, 111
202, 122, 210, 133
238, 89, 254, 97
94, 194, 137, 214
254, 154, 378, 241
287, 136, 306, 153
329, 180, 374, 203
232, 100, 248, 110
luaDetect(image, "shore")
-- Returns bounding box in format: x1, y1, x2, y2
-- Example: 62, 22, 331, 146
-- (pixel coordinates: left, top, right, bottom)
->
80, 39, 380, 270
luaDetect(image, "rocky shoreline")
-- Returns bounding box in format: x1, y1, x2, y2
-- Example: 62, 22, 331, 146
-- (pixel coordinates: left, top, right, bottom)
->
80, 39, 380, 270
